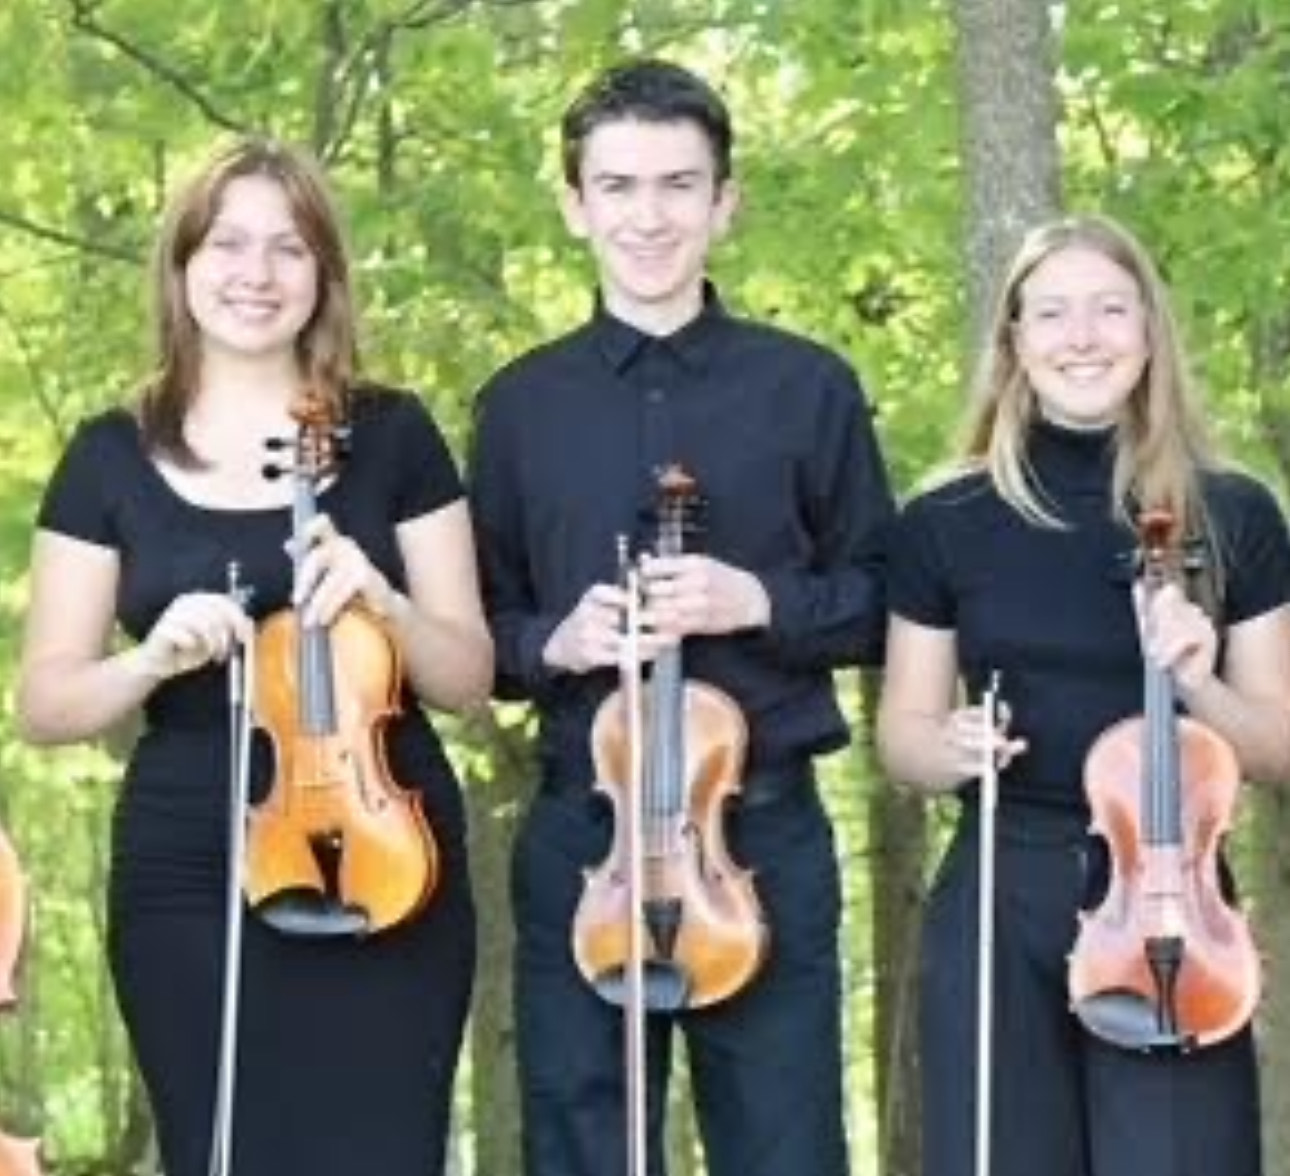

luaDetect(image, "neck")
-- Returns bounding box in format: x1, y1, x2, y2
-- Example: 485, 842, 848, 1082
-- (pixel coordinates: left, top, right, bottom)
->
604, 287, 704, 338
196, 352, 302, 415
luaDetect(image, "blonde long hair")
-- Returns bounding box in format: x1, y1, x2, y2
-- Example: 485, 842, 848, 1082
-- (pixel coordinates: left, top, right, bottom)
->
951, 214, 1216, 543
137, 137, 358, 464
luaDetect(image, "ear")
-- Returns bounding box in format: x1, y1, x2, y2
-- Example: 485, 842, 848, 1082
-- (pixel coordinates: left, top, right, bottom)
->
560, 184, 590, 239
711, 178, 740, 241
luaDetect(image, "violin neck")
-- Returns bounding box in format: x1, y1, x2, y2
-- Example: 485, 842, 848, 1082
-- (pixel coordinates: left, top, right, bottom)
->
292, 470, 338, 737
645, 648, 685, 825
1142, 660, 1183, 846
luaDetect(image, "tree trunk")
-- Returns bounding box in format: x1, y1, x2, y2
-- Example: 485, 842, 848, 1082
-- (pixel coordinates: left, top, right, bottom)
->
1245, 309, 1290, 1176
953, 0, 1063, 348
862, 668, 927, 1176
463, 710, 530, 1176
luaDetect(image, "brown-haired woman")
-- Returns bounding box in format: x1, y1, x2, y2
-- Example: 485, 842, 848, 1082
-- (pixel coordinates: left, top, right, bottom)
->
878, 213, 1290, 1176
16, 137, 492, 1176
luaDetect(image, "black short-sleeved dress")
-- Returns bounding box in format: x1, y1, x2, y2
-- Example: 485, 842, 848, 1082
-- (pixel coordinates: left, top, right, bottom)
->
888, 418, 1290, 1176
37, 386, 475, 1176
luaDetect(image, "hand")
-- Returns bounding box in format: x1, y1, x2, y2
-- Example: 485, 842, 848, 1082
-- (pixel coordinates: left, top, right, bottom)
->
1137, 582, 1218, 693
639, 554, 770, 640
542, 582, 672, 675
134, 592, 252, 681
293, 513, 396, 628
943, 702, 1027, 783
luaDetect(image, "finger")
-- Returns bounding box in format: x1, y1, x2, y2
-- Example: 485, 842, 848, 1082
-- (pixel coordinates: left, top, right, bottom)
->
303, 513, 338, 546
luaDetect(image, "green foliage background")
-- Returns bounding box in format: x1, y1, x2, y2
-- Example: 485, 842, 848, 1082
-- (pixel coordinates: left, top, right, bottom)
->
1, 1, 1289, 1173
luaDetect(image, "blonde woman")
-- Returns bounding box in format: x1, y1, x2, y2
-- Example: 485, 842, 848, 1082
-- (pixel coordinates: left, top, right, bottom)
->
878, 214, 1290, 1176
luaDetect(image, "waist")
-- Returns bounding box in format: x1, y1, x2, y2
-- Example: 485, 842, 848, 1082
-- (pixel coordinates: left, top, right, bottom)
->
957, 794, 1090, 847
546, 758, 815, 810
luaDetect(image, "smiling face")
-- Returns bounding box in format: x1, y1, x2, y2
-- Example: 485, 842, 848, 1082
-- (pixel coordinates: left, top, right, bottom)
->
183, 174, 320, 366
561, 118, 737, 335
1013, 244, 1151, 430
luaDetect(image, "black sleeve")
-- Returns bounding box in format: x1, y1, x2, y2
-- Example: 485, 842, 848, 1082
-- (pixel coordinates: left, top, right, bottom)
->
755, 358, 895, 669
886, 491, 958, 631
1216, 474, 1290, 625
36, 412, 126, 550
467, 379, 565, 701
387, 391, 464, 522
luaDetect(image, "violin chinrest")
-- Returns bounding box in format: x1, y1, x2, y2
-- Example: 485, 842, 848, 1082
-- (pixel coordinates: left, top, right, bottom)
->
253, 888, 369, 939
592, 961, 692, 1013
1072, 988, 1198, 1054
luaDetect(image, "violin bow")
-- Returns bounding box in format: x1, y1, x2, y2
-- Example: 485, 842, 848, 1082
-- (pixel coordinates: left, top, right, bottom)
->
208, 562, 256, 1176
619, 551, 649, 1176
975, 671, 1002, 1176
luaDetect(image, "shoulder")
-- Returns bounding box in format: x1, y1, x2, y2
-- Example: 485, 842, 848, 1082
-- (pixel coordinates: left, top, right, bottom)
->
36, 406, 141, 543
347, 381, 455, 455
348, 382, 432, 426
1201, 466, 1287, 539
47, 406, 142, 482
720, 311, 859, 386
901, 470, 996, 519
1201, 465, 1280, 510
475, 324, 596, 409
67, 405, 140, 452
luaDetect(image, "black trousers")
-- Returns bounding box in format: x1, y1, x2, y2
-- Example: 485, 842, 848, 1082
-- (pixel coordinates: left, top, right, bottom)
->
921, 807, 1262, 1176
512, 780, 849, 1176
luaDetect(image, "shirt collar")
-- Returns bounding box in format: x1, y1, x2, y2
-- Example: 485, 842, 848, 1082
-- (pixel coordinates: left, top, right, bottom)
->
592, 281, 727, 376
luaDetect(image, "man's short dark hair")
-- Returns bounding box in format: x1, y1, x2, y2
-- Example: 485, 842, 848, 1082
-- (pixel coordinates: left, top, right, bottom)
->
561, 58, 734, 188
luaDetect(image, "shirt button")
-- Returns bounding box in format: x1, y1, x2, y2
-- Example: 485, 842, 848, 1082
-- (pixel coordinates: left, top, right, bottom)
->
646, 387, 665, 403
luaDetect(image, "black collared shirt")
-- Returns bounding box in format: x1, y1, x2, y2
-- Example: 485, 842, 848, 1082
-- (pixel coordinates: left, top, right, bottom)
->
468, 287, 894, 787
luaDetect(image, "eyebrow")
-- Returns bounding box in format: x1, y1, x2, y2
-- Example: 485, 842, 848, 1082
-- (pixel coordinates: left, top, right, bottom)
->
587, 167, 707, 184
208, 219, 305, 241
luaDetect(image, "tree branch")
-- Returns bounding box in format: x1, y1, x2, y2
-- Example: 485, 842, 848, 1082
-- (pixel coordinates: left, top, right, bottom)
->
68, 0, 252, 134
0, 207, 142, 265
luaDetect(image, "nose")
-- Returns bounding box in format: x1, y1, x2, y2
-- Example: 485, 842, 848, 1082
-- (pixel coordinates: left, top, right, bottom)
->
1065, 307, 1096, 350
237, 244, 274, 285
627, 187, 667, 232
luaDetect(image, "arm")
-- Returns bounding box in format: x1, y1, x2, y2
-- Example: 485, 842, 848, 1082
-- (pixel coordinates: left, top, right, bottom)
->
388, 500, 494, 714
1158, 593, 1290, 783
17, 531, 249, 745
876, 614, 1025, 795
754, 365, 894, 670
467, 385, 568, 700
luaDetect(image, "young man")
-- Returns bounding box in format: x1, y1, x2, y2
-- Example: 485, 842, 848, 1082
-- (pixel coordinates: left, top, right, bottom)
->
469, 58, 893, 1176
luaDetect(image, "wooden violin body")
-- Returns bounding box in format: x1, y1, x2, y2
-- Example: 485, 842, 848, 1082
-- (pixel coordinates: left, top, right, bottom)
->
571, 464, 767, 1012
1067, 509, 1260, 1051
0, 828, 44, 1176
246, 602, 439, 936
575, 677, 766, 1010
1069, 714, 1257, 1049
242, 392, 439, 937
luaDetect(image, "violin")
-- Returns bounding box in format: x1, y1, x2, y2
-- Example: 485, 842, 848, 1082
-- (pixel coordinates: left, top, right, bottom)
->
242, 390, 439, 937
1068, 508, 1260, 1050
572, 464, 768, 1012
0, 826, 44, 1176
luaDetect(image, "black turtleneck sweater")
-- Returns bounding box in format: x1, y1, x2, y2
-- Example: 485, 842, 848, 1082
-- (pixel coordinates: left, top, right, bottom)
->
888, 419, 1290, 811
468, 287, 893, 788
